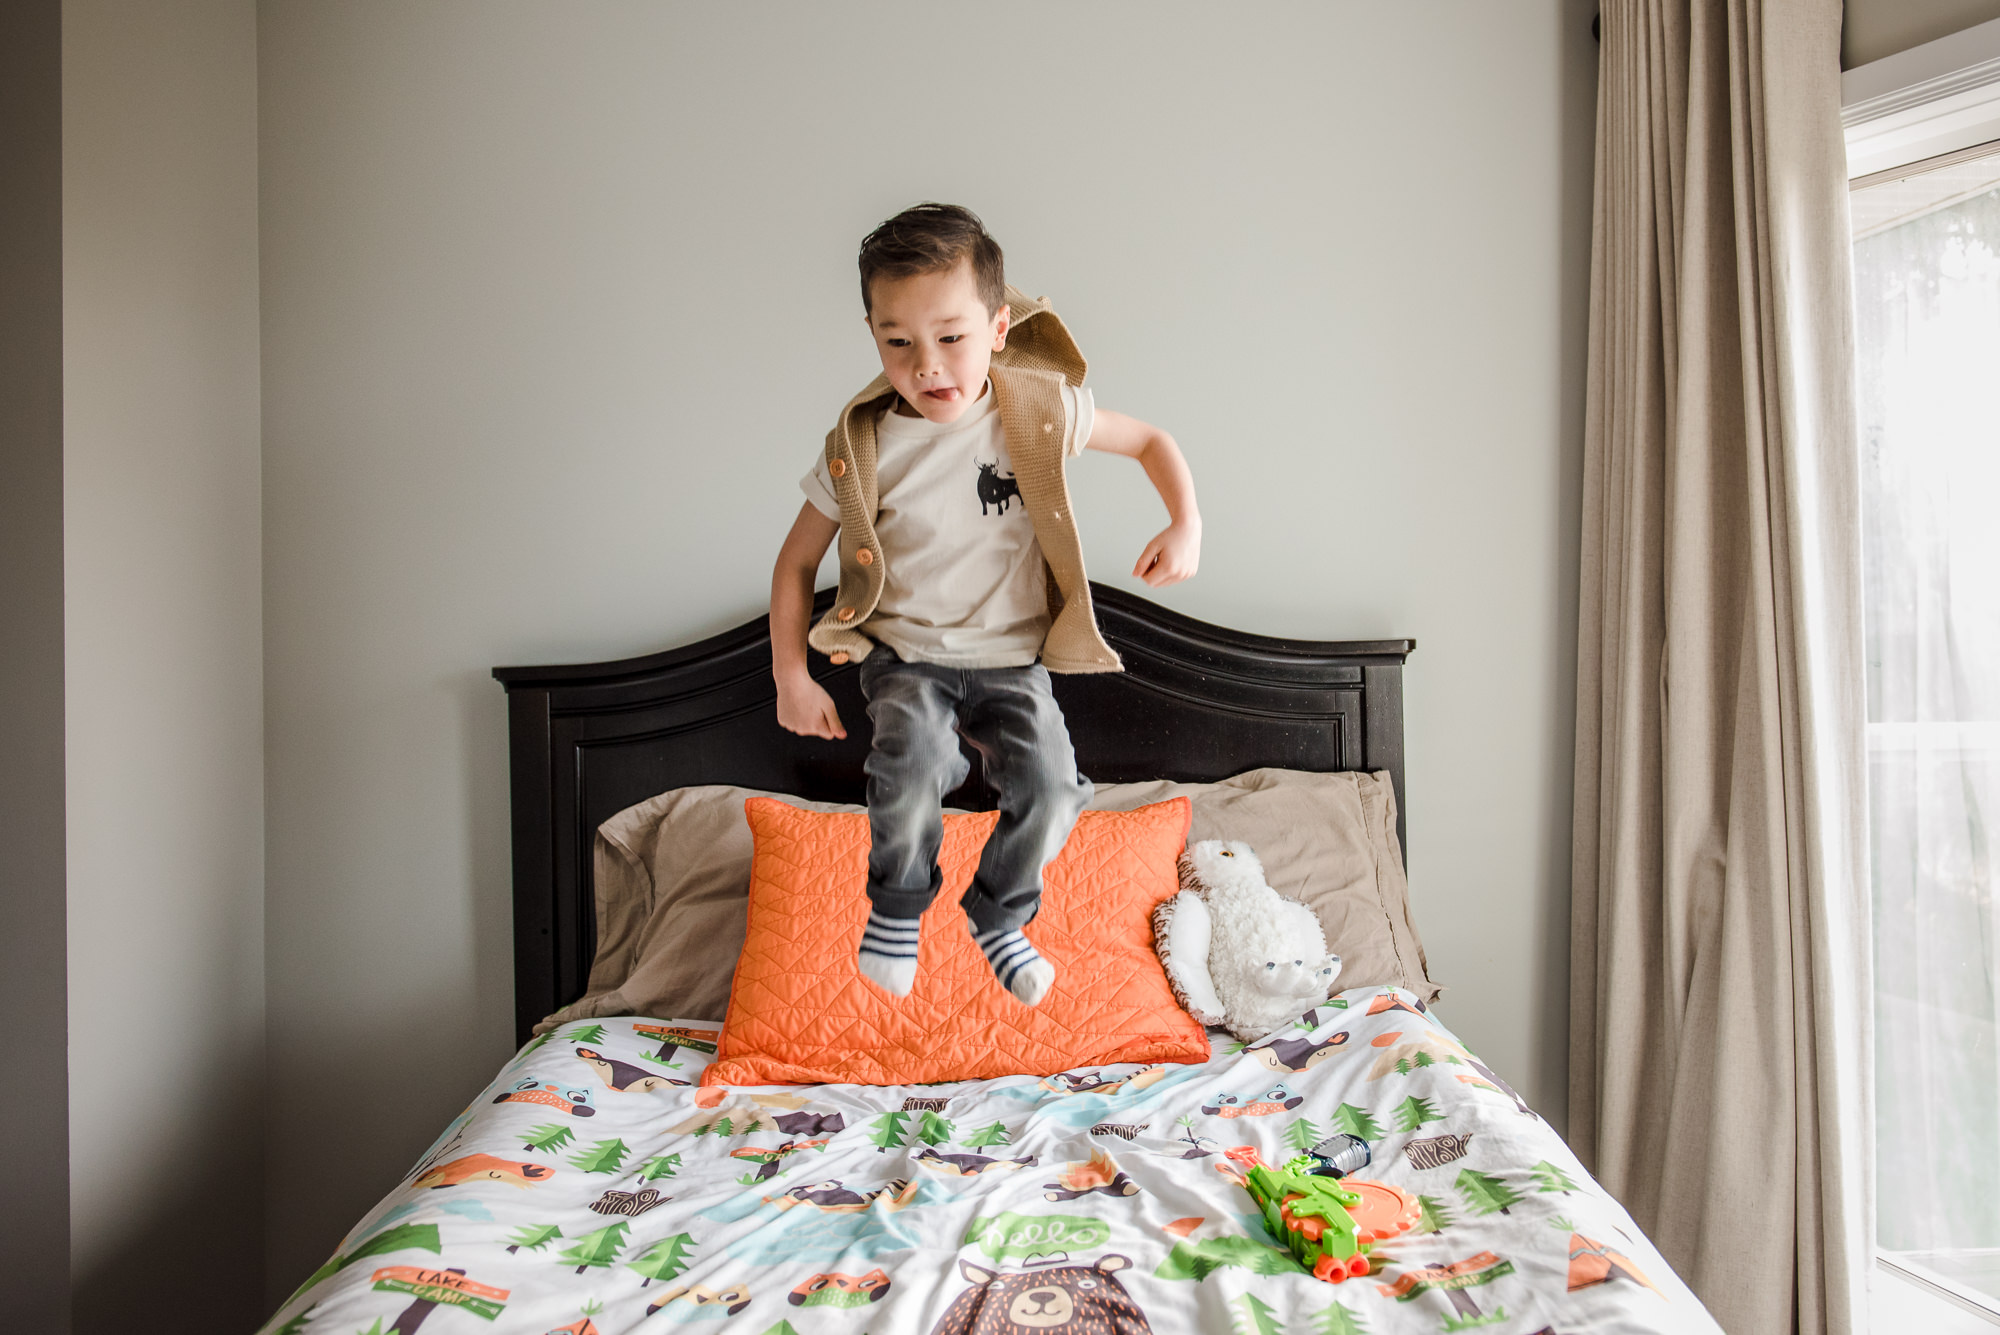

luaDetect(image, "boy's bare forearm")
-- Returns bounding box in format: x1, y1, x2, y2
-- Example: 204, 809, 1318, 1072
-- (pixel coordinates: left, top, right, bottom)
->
770, 559, 816, 684
1136, 430, 1200, 530
1083, 409, 1200, 587
770, 502, 841, 685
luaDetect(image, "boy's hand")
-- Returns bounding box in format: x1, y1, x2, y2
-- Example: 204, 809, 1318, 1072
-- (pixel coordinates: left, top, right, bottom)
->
776, 673, 847, 740
1134, 518, 1201, 587
1083, 410, 1201, 589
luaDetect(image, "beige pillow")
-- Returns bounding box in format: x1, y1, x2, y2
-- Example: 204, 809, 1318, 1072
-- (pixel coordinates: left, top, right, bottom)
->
541, 767, 1437, 1032
536, 786, 862, 1031
1087, 769, 1438, 1002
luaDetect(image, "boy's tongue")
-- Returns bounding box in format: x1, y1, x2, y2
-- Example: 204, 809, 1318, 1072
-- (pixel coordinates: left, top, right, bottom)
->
924, 387, 961, 402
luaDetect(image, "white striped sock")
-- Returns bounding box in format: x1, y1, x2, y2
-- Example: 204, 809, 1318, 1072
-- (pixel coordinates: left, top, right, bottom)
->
857, 910, 921, 996
975, 927, 1055, 1006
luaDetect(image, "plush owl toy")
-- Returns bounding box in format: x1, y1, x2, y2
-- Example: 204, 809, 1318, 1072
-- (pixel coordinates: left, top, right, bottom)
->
1152, 839, 1342, 1042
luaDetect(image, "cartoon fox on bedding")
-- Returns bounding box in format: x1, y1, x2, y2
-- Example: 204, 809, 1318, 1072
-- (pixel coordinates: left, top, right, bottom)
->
412, 1154, 553, 1189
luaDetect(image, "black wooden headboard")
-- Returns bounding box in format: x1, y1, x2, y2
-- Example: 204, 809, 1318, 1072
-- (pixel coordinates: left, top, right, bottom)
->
493, 585, 1413, 1045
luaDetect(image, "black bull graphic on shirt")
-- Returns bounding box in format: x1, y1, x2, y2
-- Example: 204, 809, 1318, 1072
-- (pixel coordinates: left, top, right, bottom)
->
976, 462, 1022, 515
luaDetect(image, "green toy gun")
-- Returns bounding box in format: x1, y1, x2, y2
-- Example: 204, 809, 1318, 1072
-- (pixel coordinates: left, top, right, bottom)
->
1226, 1146, 1419, 1283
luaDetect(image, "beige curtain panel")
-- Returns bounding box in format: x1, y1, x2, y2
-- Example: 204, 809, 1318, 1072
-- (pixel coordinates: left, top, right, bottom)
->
1571, 3, 1872, 1334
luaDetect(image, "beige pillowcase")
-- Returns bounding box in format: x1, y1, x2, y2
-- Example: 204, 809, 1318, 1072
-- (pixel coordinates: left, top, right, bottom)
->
540, 767, 1438, 1032
537, 786, 863, 1032
1088, 769, 1439, 1002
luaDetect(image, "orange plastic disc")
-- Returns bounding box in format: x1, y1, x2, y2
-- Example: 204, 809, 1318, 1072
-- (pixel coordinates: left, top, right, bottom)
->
1340, 1179, 1421, 1246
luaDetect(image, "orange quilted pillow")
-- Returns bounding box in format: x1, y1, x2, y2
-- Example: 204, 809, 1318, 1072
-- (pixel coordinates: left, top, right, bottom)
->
702, 796, 1206, 1086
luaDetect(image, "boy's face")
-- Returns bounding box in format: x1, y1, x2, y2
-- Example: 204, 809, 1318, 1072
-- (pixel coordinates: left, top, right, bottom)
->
865, 260, 1009, 424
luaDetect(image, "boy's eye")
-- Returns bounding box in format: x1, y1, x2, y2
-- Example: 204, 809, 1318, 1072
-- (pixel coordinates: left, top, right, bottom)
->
885, 337, 911, 347
939, 334, 962, 343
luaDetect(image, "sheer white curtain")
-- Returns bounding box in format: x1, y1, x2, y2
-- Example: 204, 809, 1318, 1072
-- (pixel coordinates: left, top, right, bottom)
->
1853, 169, 2000, 1282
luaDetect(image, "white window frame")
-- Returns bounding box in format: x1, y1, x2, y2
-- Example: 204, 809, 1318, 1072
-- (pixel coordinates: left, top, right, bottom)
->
1844, 17, 2000, 1333
1844, 16, 2000, 179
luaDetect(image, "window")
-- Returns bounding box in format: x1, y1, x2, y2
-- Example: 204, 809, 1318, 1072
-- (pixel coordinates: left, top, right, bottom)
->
1852, 137, 2000, 1319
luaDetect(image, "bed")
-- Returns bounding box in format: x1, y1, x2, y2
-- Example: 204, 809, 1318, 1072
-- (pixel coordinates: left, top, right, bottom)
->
258, 587, 1721, 1335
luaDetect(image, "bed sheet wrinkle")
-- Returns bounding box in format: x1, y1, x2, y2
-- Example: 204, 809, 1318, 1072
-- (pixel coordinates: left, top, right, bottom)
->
260, 989, 1722, 1335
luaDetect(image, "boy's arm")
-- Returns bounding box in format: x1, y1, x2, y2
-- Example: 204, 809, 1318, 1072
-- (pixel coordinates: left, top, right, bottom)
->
1084, 409, 1202, 587
771, 502, 847, 739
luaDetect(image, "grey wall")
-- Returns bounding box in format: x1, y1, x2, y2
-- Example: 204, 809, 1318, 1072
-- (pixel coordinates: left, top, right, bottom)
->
1845, 0, 2000, 66
62, 1, 266, 1328
259, 0, 1599, 1297
0, 1, 72, 1326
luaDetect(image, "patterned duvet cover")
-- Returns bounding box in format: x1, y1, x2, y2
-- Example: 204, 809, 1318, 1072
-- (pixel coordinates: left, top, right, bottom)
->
261, 989, 1720, 1335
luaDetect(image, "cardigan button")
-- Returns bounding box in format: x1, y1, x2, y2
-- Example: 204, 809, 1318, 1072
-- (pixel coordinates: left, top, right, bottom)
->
829, 457, 848, 478
1042, 422, 1054, 433
837, 607, 856, 621
830, 652, 850, 665
856, 548, 874, 566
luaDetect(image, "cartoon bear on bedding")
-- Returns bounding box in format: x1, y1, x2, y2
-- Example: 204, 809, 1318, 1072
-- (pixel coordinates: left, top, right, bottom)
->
916, 1147, 1038, 1177
929, 1255, 1152, 1335
1247, 1032, 1348, 1075
767, 1178, 920, 1213
645, 1283, 751, 1319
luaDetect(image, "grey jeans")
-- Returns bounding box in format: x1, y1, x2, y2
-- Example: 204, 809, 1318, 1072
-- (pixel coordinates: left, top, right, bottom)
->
858, 650, 1093, 933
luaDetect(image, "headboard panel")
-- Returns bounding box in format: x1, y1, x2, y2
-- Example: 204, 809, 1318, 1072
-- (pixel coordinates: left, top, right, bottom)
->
494, 584, 1412, 1045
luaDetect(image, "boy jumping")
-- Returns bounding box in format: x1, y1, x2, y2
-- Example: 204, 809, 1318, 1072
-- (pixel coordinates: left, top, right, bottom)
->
770, 203, 1200, 1005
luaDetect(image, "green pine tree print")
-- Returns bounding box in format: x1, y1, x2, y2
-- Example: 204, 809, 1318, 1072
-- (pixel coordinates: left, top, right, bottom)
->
569, 1137, 629, 1175
1530, 1159, 1579, 1194
282, 1222, 443, 1307
962, 1120, 1012, 1148
514, 1029, 558, 1063
868, 1110, 909, 1151
1331, 1103, 1385, 1141
355, 1321, 387, 1335
504, 1223, 563, 1254
1394, 1057, 1414, 1075
639, 1152, 683, 1181
557, 1221, 629, 1273
565, 1023, 607, 1045
1314, 1301, 1371, 1335
915, 1110, 956, 1146
272, 1303, 317, 1335
712, 1116, 735, 1137
1455, 1168, 1524, 1216
628, 1232, 696, 1286
1233, 1292, 1285, 1335
1393, 1095, 1444, 1133
1413, 1050, 1437, 1068
522, 1123, 576, 1154
1284, 1116, 1326, 1154
1415, 1193, 1456, 1234
759, 1323, 801, 1335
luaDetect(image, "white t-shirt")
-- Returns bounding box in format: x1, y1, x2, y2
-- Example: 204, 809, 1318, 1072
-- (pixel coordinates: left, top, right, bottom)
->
801, 380, 1095, 668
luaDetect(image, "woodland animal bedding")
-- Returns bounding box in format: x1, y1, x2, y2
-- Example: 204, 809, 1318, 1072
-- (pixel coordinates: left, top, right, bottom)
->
261, 990, 1720, 1335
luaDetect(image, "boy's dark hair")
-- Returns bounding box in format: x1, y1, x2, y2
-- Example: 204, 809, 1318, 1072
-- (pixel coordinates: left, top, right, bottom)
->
858, 203, 1005, 316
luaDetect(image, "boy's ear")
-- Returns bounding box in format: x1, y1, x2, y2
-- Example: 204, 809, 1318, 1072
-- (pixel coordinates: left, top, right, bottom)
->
991, 304, 1011, 351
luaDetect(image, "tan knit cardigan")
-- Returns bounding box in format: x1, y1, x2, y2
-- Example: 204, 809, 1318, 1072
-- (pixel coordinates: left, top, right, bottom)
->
807, 287, 1123, 674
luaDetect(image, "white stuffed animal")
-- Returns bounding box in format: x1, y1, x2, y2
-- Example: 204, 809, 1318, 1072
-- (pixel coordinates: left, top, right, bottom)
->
1152, 839, 1341, 1041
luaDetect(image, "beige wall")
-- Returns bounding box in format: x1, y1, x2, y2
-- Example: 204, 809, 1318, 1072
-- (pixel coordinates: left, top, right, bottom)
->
1845, 0, 2000, 66
62, 1, 267, 1327
260, 0, 1599, 1295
